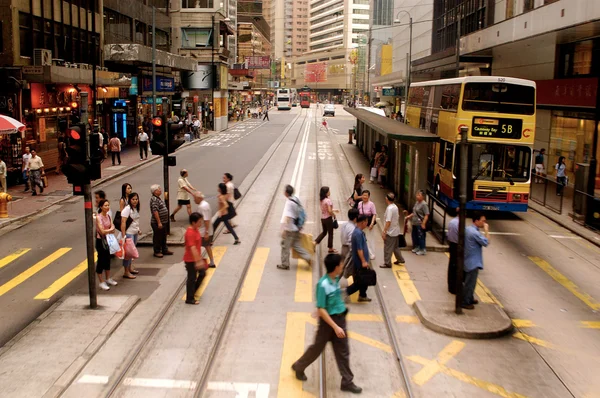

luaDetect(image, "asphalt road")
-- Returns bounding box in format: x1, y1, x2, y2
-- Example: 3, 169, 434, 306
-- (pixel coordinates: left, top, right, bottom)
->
0, 109, 298, 347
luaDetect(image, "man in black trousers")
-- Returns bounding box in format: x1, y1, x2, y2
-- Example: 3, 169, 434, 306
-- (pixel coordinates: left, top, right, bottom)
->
263, 105, 270, 121
446, 207, 459, 294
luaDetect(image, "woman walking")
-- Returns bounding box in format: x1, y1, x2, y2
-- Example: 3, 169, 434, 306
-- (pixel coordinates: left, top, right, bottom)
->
121, 193, 141, 279
351, 173, 365, 209
171, 169, 195, 221
213, 183, 241, 244
119, 183, 133, 211
555, 156, 567, 196
314, 186, 339, 253
377, 145, 389, 188
358, 190, 377, 260
96, 199, 117, 291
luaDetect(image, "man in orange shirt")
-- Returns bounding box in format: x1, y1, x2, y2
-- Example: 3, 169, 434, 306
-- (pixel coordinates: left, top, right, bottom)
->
184, 212, 206, 305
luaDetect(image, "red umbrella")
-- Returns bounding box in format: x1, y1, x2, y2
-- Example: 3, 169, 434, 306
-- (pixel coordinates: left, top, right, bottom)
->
0, 115, 25, 134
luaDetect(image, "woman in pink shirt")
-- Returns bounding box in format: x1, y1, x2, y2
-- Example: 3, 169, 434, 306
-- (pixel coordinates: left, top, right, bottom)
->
314, 186, 339, 253
358, 190, 377, 260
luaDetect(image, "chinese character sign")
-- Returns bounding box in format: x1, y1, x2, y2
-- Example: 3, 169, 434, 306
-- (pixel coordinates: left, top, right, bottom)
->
305, 63, 327, 83
247, 56, 271, 69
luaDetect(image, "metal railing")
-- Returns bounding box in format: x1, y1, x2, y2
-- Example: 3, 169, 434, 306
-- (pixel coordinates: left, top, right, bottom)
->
426, 189, 448, 245
529, 175, 569, 214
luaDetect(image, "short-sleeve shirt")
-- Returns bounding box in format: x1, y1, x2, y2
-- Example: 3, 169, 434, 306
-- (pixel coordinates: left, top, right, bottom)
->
96, 213, 112, 239
0, 161, 6, 177
315, 274, 346, 315
22, 153, 32, 170
358, 200, 376, 216
121, 205, 140, 235
198, 200, 213, 235
353, 185, 363, 208
320, 198, 332, 219
28, 156, 44, 170
183, 227, 201, 263
150, 195, 169, 224
281, 197, 299, 232
384, 204, 401, 236
535, 153, 544, 165
109, 138, 121, 152
464, 225, 489, 272
138, 132, 149, 142
447, 217, 459, 244
412, 200, 430, 225
177, 177, 191, 200
556, 163, 566, 178
340, 221, 356, 246
351, 228, 369, 269
226, 181, 235, 201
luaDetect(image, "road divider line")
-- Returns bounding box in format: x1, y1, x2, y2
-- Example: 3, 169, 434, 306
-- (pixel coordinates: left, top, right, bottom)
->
346, 331, 393, 353
411, 340, 465, 386
580, 321, 600, 329
512, 319, 535, 328
180, 246, 227, 301
0, 248, 31, 270
35, 253, 98, 300
512, 331, 553, 349
294, 260, 312, 303
238, 247, 270, 302
0, 248, 71, 297
396, 315, 420, 324
549, 235, 581, 240
392, 263, 421, 305
347, 313, 382, 322
528, 256, 600, 310
278, 312, 316, 398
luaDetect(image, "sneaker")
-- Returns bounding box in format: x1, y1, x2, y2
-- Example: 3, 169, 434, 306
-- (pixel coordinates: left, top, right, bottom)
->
394, 260, 405, 265
341, 383, 362, 394
291, 364, 307, 381
32, 192, 37, 196
99, 282, 110, 291
416, 250, 426, 256
276, 264, 290, 270
107, 278, 118, 286
357, 296, 372, 302
379, 264, 392, 269
369, 252, 376, 260
208, 263, 216, 268
411, 248, 418, 253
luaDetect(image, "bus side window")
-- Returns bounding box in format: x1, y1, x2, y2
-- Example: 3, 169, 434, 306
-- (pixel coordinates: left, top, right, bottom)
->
444, 142, 454, 171
438, 141, 446, 166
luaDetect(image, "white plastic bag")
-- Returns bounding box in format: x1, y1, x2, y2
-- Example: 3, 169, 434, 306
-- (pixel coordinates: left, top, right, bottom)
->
106, 234, 121, 255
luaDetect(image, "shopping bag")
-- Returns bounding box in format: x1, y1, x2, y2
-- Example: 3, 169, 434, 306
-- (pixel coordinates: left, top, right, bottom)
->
292, 232, 314, 259
332, 218, 339, 229
124, 238, 139, 260
42, 175, 49, 188
378, 167, 388, 177
370, 167, 378, 179
106, 234, 121, 255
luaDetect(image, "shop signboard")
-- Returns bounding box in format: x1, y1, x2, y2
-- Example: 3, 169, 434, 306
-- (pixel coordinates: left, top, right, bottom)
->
382, 88, 398, 96
247, 56, 271, 69
536, 77, 598, 108
142, 97, 163, 104
142, 76, 175, 92
182, 65, 213, 90
305, 63, 327, 83
129, 77, 138, 95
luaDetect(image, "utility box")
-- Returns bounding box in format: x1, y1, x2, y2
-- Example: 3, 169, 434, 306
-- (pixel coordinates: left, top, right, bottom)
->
573, 163, 589, 215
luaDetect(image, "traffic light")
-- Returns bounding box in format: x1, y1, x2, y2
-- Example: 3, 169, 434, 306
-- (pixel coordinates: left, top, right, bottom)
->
149, 117, 166, 155
167, 121, 185, 153
149, 117, 186, 156
62, 123, 89, 187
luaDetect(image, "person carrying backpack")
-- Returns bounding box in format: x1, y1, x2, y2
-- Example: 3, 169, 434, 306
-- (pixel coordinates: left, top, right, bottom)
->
277, 184, 313, 270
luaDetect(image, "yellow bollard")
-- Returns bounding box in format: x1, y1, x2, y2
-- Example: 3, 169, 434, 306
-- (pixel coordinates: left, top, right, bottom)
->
0, 192, 12, 218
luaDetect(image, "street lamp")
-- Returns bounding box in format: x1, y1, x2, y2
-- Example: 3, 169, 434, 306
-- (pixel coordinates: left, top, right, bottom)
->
394, 11, 412, 116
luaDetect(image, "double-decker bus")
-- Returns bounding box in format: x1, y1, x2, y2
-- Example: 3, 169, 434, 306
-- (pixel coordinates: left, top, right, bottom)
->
276, 88, 292, 110
406, 76, 536, 212
299, 88, 311, 108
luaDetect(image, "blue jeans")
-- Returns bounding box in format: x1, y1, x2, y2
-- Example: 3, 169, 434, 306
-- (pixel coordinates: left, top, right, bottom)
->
462, 268, 479, 306
411, 225, 426, 251
123, 234, 138, 267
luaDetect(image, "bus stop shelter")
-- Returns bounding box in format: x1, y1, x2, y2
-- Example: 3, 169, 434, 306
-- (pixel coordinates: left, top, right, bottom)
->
344, 107, 440, 209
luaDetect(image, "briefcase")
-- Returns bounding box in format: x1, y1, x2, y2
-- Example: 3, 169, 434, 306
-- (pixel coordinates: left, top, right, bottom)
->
358, 267, 377, 286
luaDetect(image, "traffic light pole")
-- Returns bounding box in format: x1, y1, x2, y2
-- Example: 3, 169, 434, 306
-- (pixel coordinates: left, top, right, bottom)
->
84, 184, 97, 309
163, 115, 170, 235
455, 126, 469, 315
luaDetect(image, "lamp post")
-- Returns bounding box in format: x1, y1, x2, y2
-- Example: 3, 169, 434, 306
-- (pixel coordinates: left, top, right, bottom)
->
394, 11, 412, 118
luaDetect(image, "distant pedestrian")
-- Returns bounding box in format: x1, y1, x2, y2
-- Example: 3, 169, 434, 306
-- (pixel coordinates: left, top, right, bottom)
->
94, 190, 113, 220
357, 190, 377, 260
223, 173, 238, 230
150, 185, 173, 258
109, 134, 122, 165
28, 150, 45, 196
351, 173, 364, 209
369, 142, 382, 183
171, 169, 195, 221
138, 129, 149, 160
555, 156, 567, 196
278, 184, 312, 270
446, 208, 459, 294
377, 145, 389, 188
56, 137, 66, 175
213, 183, 241, 244
193, 117, 201, 138
263, 106, 270, 121
291, 253, 362, 395
121, 192, 141, 279
462, 212, 490, 310
404, 190, 429, 255
22, 146, 31, 192
346, 214, 372, 302
534, 148, 545, 183
314, 186, 339, 253
0, 157, 6, 193
379, 193, 405, 268
96, 199, 117, 291
195, 191, 216, 268
101, 128, 109, 159
340, 208, 359, 278
119, 183, 133, 212
184, 212, 207, 305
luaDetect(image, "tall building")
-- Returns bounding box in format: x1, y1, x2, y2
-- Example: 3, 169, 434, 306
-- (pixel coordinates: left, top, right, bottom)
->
268, 0, 308, 72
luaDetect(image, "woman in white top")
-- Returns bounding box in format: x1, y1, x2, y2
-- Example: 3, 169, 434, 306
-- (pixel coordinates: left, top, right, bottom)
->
555, 156, 567, 196
121, 193, 141, 278
170, 169, 196, 221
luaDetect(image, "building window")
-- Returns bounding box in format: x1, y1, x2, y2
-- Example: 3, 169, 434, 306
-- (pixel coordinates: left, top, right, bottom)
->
433, 0, 488, 54
104, 9, 133, 44
135, 21, 147, 45
523, 0, 534, 12
181, 28, 212, 48
182, 0, 213, 8
557, 38, 598, 78
19, 12, 32, 57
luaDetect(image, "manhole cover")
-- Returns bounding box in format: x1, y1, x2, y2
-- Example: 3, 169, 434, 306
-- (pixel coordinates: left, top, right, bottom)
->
46, 190, 72, 196
63, 219, 77, 223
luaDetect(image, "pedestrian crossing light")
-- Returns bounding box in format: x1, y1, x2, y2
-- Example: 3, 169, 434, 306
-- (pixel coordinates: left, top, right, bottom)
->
62, 123, 90, 188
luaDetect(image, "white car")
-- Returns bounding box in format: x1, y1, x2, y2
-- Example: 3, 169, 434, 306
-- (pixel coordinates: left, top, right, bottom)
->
323, 104, 335, 117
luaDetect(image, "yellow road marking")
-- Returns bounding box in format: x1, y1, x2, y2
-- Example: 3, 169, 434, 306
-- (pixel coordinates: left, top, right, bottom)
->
581, 321, 600, 329
444, 253, 502, 307
392, 263, 421, 305
529, 256, 600, 310
278, 312, 316, 398
346, 275, 358, 303
181, 246, 227, 301
238, 247, 270, 302
0, 248, 71, 297
392, 390, 407, 398
411, 340, 465, 386
0, 248, 31, 270
35, 253, 98, 300
295, 260, 312, 303
512, 332, 553, 348
346, 331, 393, 353
347, 313, 382, 322
396, 315, 420, 324
512, 319, 535, 328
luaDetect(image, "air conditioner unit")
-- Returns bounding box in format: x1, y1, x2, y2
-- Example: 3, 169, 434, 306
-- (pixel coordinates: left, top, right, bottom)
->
33, 49, 52, 66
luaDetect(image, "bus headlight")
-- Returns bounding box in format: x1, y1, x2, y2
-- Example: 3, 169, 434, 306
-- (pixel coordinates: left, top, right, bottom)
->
512, 194, 522, 201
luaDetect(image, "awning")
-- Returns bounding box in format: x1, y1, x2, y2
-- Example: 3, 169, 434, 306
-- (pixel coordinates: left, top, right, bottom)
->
344, 107, 439, 143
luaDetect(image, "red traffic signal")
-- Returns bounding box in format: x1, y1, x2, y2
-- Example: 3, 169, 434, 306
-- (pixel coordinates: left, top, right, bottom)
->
68, 128, 81, 140
152, 117, 163, 127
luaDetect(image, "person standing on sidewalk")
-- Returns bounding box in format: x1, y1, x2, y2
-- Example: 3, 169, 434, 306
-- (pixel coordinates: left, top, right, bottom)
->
28, 150, 45, 196
404, 190, 429, 255
446, 207, 459, 294
346, 215, 372, 302
138, 129, 149, 160
314, 186, 339, 254
213, 183, 241, 245
340, 208, 359, 278
150, 185, 173, 258
0, 157, 6, 193
184, 212, 207, 305
462, 211, 490, 310
96, 199, 118, 291
171, 169, 195, 221
101, 128, 109, 159
357, 190, 377, 260
292, 253, 362, 395
263, 105, 270, 121
22, 146, 31, 192
555, 156, 567, 196
534, 148, 545, 183
351, 174, 365, 209
277, 184, 312, 270
121, 192, 141, 279
195, 191, 216, 268
379, 193, 405, 268
109, 134, 122, 166
119, 183, 133, 212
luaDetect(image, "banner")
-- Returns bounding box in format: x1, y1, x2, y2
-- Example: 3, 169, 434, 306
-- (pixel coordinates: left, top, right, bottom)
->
380, 45, 393, 76
304, 62, 327, 83
247, 56, 271, 69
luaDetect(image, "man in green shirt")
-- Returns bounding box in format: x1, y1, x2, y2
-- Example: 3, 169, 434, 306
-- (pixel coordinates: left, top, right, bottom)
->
292, 253, 362, 394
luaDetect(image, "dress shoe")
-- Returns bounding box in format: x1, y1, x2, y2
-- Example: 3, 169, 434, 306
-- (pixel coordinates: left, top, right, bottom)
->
291, 363, 307, 381
153, 253, 164, 258
163, 250, 174, 255
341, 383, 362, 394
461, 304, 475, 310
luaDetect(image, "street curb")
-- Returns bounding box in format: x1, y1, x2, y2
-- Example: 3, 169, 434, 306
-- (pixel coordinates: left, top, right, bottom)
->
528, 205, 600, 249
413, 300, 514, 339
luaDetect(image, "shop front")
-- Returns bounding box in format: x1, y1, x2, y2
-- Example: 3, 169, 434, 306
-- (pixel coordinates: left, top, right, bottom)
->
139, 75, 176, 118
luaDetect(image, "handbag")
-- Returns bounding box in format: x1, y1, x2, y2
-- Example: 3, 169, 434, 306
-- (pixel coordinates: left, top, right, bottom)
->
332, 218, 339, 229
233, 188, 242, 200
106, 234, 121, 255
378, 167, 388, 177
397, 234, 407, 248
358, 267, 377, 286
124, 238, 139, 260
227, 201, 237, 219
194, 258, 208, 271
370, 167, 378, 178
42, 175, 48, 188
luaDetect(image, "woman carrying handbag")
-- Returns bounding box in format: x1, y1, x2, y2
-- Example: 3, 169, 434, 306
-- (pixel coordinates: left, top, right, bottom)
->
212, 183, 241, 245
121, 193, 141, 279
358, 190, 377, 260
96, 199, 117, 291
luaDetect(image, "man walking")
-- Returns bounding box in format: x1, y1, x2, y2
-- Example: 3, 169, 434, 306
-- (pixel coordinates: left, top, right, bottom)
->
262, 105, 270, 121
291, 253, 362, 394
109, 134, 122, 165
138, 129, 149, 160
379, 193, 405, 268
446, 208, 459, 294
277, 185, 312, 270
534, 148, 546, 183
340, 208, 359, 277
29, 150, 45, 196
22, 146, 31, 192
346, 215, 371, 302
223, 173, 237, 230
150, 184, 174, 258
462, 212, 490, 310
0, 157, 7, 193
195, 191, 216, 268
404, 190, 429, 255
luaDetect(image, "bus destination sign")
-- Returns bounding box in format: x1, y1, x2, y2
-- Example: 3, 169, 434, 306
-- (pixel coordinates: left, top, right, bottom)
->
472, 117, 522, 139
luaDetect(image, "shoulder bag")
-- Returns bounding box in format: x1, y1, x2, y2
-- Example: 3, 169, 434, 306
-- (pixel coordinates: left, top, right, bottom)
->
358, 267, 377, 286
233, 188, 242, 200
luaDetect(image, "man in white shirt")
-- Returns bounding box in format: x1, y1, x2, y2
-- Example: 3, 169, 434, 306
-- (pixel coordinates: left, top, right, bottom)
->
195, 191, 216, 268
277, 185, 312, 270
22, 146, 31, 192
340, 208, 359, 278
28, 150, 45, 196
138, 130, 149, 160
0, 157, 7, 193
380, 192, 405, 268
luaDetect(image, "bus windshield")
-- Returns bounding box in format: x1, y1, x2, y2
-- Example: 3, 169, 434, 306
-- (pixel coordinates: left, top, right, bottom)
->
278, 97, 290, 102
470, 143, 531, 183
462, 83, 535, 115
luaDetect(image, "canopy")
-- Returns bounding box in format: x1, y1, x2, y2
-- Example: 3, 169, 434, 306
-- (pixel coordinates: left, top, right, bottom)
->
0, 115, 25, 135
